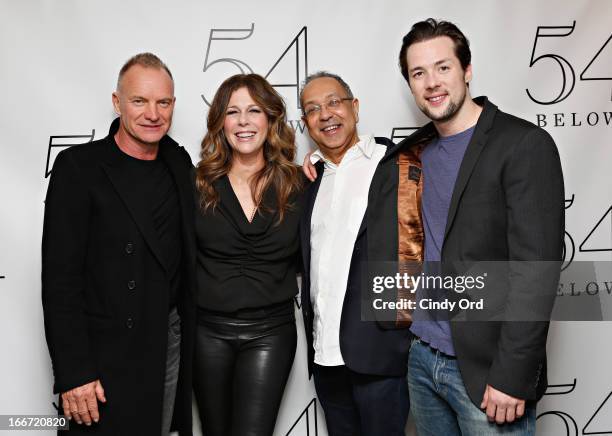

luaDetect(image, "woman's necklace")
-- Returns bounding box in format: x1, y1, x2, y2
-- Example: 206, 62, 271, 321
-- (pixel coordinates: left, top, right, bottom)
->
248, 202, 258, 223
228, 171, 261, 223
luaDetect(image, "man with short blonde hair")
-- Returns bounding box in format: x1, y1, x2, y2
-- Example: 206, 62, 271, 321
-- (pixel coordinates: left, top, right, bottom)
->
42, 53, 195, 435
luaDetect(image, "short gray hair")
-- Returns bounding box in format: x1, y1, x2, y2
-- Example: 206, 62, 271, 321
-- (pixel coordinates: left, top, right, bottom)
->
117, 52, 173, 90
299, 71, 354, 107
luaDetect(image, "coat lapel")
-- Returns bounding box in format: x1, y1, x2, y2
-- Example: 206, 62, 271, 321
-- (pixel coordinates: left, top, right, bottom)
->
300, 161, 324, 277
158, 141, 196, 277
367, 155, 400, 260
100, 128, 170, 275
351, 137, 393, 240
443, 97, 497, 241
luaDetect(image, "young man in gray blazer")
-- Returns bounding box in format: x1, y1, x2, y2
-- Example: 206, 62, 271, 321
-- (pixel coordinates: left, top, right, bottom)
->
367, 19, 564, 435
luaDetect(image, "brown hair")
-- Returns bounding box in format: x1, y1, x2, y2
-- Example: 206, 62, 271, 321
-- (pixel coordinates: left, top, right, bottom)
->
399, 18, 471, 83
195, 74, 302, 222
117, 52, 173, 89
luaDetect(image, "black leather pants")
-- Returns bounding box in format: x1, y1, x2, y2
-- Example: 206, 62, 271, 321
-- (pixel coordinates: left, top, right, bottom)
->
193, 301, 297, 436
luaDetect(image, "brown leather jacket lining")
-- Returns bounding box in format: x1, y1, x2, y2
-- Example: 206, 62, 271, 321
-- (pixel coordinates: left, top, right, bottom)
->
396, 144, 425, 325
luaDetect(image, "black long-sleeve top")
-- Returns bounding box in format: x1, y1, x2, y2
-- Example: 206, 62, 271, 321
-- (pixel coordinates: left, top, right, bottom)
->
195, 175, 303, 312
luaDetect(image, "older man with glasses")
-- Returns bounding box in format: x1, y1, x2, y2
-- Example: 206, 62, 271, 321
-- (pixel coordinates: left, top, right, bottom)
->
298, 71, 411, 436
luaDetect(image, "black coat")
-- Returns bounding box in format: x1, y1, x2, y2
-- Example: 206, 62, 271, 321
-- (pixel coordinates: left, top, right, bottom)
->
369, 97, 565, 406
42, 119, 196, 435
299, 137, 412, 378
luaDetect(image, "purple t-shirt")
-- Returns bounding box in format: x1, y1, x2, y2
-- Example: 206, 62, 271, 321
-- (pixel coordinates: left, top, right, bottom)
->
410, 125, 475, 356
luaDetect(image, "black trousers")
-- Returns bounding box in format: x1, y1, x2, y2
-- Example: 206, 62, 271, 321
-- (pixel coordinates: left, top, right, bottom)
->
313, 364, 410, 436
193, 302, 297, 436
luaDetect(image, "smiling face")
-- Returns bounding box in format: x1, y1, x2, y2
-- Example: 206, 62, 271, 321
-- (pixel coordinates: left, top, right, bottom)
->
301, 77, 359, 163
406, 36, 472, 124
223, 87, 269, 159
112, 64, 175, 147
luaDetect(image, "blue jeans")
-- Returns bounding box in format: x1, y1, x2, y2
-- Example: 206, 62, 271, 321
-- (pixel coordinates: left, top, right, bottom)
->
408, 339, 535, 435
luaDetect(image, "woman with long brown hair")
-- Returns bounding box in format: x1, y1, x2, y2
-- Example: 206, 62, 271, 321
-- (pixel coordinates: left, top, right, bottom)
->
193, 73, 303, 436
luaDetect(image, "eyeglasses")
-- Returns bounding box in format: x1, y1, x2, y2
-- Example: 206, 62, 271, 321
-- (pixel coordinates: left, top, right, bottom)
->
302, 97, 353, 118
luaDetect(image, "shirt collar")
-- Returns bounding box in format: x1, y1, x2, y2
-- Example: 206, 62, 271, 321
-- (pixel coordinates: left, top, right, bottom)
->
310, 134, 375, 165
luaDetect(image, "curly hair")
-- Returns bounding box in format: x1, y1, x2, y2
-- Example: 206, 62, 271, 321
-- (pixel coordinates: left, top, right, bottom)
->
195, 73, 302, 222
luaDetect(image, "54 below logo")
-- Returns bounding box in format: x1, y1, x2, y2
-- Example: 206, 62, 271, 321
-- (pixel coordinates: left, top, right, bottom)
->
526, 21, 612, 128
199, 23, 308, 134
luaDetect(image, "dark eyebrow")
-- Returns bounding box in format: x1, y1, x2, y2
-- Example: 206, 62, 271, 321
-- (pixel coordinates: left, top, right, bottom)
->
225, 103, 261, 111
435, 58, 452, 66
409, 58, 452, 74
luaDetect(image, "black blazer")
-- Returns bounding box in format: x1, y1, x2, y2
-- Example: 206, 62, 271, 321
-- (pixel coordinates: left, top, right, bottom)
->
42, 119, 196, 435
369, 97, 564, 406
300, 137, 412, 378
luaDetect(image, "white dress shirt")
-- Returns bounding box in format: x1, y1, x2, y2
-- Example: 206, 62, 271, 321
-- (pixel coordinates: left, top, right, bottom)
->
309, 134, 386, 366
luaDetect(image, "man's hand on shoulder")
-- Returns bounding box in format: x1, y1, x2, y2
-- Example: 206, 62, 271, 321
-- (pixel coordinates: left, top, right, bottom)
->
302, 152, 317, 181
62, 379, 106, 425
480, 384, 525, 424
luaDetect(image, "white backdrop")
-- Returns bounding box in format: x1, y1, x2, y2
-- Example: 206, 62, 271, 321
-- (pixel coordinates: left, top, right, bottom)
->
0, 1, 611, 435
